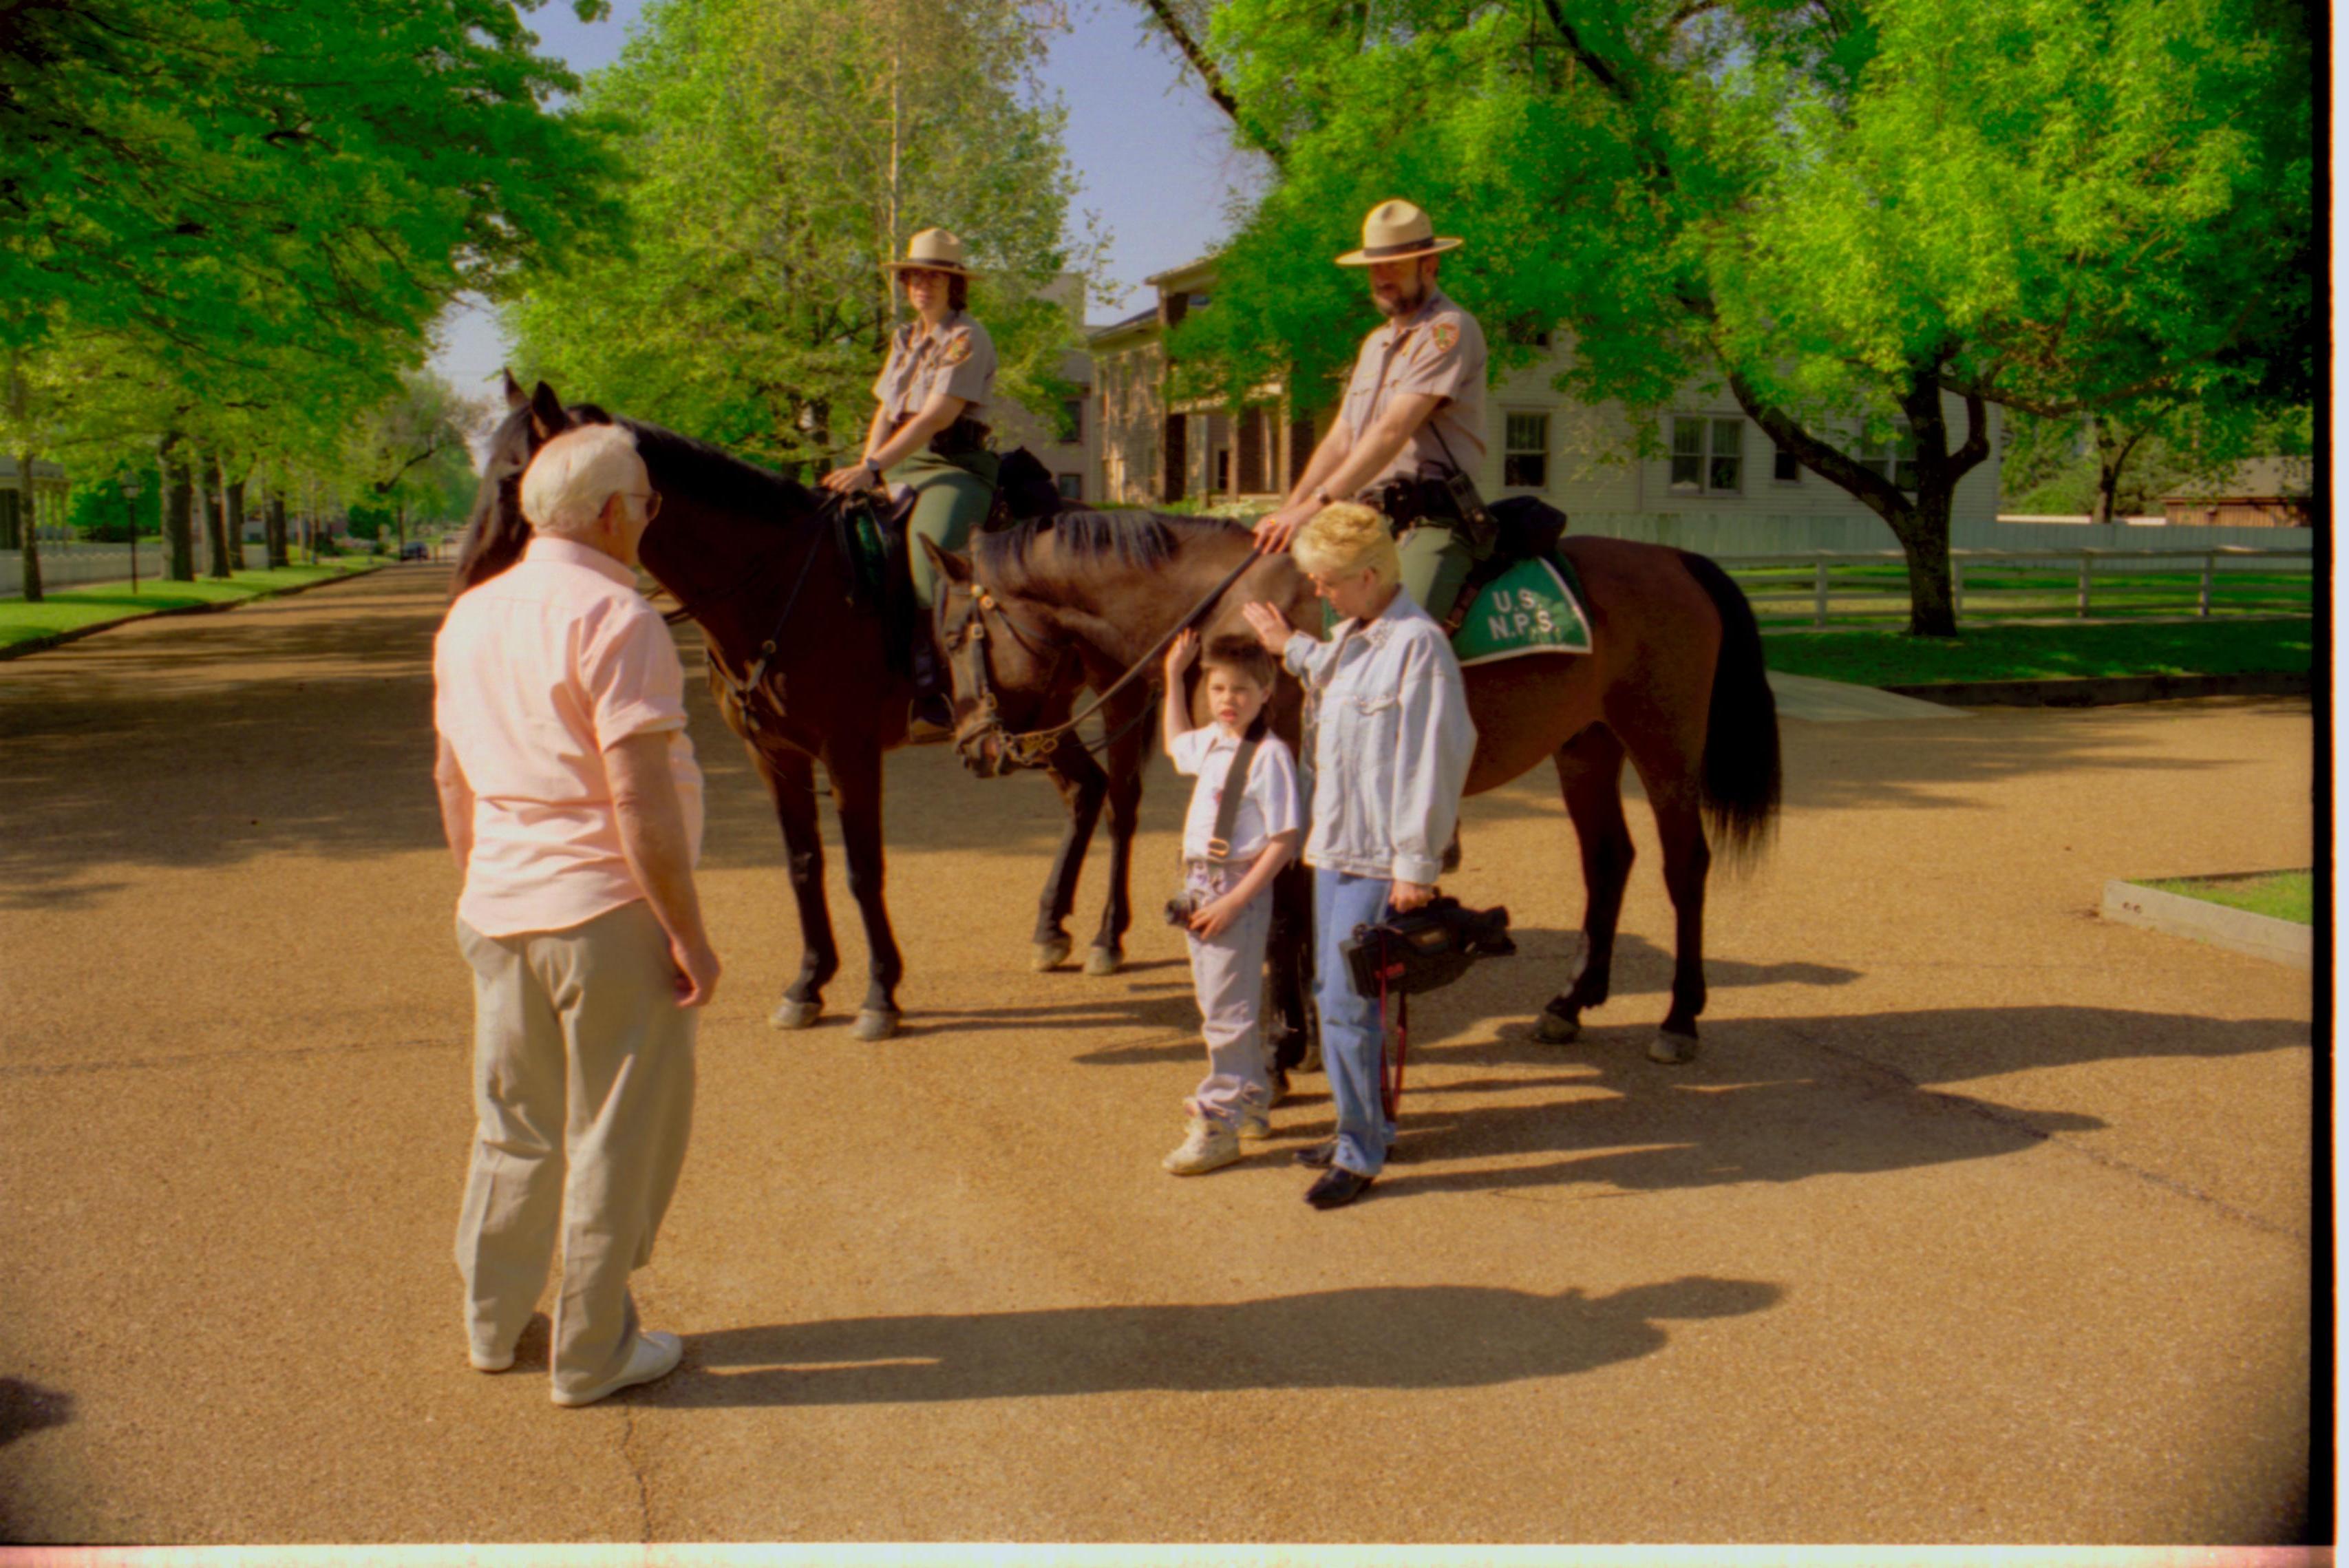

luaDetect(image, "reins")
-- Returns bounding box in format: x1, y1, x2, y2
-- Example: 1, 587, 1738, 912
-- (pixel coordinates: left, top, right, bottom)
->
676, 494, 858, 734
988, 541, 1266, 770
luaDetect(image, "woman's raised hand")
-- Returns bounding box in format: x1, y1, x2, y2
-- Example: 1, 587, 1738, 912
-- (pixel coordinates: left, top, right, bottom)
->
1241, 601, 1296, 657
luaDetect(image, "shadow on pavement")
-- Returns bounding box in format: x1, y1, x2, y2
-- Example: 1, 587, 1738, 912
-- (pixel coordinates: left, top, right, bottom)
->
0, 1377, 74, 1448
646, 1276, 1782, 1407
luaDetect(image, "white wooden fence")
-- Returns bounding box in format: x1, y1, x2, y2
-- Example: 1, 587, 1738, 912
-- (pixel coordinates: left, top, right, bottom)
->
1716, 546, 2315, 628
0, 541, 279, 597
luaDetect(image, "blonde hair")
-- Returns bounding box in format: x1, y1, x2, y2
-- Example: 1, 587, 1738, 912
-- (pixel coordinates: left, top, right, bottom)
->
1290, 500, 1399, 588
520, 424, 646, 540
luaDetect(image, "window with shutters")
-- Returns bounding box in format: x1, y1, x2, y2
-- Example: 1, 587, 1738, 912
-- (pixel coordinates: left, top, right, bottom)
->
1056, 473, 1083, 500
1502, 412, 1549, 489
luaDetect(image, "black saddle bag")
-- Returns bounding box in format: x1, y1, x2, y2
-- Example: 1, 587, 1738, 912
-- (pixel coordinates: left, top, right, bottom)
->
1488, 494, 1568, 561
1340, 897, 1514, 1000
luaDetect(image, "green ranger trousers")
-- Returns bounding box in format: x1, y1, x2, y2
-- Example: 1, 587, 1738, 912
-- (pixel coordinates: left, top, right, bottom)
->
1396, 521, 1478, 627
889, 447, 1001, 609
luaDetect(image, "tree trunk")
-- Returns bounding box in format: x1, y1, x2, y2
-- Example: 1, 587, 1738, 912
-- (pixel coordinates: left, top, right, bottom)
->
17, 451, 41, 603
266, 495, 289, 569
226, 474, 248, 571
1885, 499, 1959, 637
164, 455, 195, 581
200, 451, 231, 578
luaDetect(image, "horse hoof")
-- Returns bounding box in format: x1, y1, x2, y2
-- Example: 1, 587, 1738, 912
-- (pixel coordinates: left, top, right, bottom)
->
1032, 938, 1072, 972
853, 1009, 900, 1042
1648, 1030, 1699, 1065
1535, 1009, 1580, 1045
1083, 946, 1123, 977
770, 999, 821, 1030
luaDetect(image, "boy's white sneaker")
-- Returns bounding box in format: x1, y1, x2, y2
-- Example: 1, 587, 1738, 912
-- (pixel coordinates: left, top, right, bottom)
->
1236, 1110, 1272, 1141
1162, 1117, 1242, 1175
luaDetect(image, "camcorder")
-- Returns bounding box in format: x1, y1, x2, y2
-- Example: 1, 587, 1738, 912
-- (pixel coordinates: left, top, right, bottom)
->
1163, 893, 1204, 928
1340, 897, 1513, 999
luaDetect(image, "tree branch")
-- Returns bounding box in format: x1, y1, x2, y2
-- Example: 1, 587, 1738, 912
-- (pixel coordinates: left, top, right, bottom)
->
1538, 0, 1632, 101
1725, 369, 1910, 525
1136, 0, 1285, 165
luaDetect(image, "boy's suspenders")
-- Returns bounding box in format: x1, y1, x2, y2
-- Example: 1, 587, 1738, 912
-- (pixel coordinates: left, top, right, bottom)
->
1201, 734, 1264, 863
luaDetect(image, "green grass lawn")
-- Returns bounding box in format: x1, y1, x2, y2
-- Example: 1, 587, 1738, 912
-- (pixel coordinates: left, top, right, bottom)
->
2140, 871, 2315, 925
0, 562, 374, 654
1730, 564, 2312, 627
1761, 617, 2315, 686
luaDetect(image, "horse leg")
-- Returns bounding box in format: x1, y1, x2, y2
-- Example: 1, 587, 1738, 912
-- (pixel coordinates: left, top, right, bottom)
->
1034, 735, 1109, 971
1626, 750, 1711, 1065
760, 745, 838, 1031
1083, 689, 1152, 977
1267, 859, 1315, 1080
1537, 725, 1635, 1046
825, 741, 904, 1041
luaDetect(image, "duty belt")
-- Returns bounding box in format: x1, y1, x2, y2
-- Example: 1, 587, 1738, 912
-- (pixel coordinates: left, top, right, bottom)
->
886, 412, 991, 457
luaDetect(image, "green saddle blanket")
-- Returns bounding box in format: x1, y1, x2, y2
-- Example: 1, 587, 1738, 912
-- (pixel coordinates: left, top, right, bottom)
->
1449, 553, 1593, 666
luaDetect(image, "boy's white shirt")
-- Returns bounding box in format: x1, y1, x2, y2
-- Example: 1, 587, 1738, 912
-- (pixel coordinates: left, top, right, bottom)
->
1169, 726, 1304, 865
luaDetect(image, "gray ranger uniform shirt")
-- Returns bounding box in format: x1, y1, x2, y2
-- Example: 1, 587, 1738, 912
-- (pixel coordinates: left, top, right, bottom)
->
873, 310, 998, 424
1337, 286, 1487, 486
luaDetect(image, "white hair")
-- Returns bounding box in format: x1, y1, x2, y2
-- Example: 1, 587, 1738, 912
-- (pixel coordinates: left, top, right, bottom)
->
520, 424, 646, 539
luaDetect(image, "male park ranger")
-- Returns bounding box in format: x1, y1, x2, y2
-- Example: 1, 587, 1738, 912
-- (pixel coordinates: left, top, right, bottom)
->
1253, 200, 1492, 624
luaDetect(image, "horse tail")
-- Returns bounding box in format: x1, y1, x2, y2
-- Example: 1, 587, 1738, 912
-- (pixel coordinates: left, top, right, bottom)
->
1675, 549, 1781, 866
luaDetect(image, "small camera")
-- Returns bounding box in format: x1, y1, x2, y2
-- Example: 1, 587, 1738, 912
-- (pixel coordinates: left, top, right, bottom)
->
1164, 893, 1202, 928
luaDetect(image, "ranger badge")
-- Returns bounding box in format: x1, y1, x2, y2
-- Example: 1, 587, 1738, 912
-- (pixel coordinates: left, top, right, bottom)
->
942, 332, 972, 366
1430, 320, 1458, 355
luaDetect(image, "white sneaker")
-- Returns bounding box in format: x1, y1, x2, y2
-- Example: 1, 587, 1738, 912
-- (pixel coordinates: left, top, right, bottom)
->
1236, 1110, 1272, 1141
469, 1346, 515, 1373
551, 1330, 684, 1408
1161, 1117, 1242, 1175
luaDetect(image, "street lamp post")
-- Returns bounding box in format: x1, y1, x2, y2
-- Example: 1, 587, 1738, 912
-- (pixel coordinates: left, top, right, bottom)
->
120, 472, 142, 594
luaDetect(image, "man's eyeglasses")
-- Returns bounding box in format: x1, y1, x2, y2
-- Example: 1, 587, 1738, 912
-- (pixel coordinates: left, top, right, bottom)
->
627, 490, 663, 521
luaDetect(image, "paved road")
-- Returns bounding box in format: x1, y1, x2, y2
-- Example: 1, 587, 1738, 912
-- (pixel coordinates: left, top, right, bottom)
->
0, 566, 2316, 1545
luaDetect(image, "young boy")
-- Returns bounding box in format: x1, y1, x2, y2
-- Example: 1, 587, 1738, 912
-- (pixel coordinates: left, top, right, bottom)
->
1158, 627, 1304, 1176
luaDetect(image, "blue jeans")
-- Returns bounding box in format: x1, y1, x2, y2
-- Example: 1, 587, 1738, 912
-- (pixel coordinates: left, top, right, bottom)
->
1314, 867, 1394, 1176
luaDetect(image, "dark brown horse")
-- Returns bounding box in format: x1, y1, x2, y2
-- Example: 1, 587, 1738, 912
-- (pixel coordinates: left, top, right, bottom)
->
451, 377, 1154, 1039
927, 512, 1782, 1062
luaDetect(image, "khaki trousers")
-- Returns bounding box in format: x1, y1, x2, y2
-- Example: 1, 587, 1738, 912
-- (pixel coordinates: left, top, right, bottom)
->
454, 900, 696, 1400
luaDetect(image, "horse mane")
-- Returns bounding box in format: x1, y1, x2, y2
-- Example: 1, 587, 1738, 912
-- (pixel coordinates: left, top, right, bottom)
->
977, 507, 1243, 600
618, 417, 817, 522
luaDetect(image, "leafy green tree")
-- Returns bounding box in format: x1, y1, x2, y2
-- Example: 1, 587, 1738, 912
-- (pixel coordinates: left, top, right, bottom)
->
508, 0, 1096, 472
2004, 401, 2313, 521
1149, 0, 2312, 634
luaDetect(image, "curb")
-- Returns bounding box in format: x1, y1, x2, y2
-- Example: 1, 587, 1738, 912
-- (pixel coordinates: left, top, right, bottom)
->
2100, 878, 2313, 970
0, 564, 388, 663
1880, 670, 2310, 707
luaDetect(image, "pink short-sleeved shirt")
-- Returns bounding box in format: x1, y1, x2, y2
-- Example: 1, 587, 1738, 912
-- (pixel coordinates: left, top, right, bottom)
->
434, 536, 704, 937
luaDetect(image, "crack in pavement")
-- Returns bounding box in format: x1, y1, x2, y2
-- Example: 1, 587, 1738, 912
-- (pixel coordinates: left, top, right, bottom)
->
0, 1036, 456, 1080
1781, 1021, 2309, 1247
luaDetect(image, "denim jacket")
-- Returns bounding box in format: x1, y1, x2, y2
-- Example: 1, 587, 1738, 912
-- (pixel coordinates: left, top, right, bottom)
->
1282, 588, 1476, 886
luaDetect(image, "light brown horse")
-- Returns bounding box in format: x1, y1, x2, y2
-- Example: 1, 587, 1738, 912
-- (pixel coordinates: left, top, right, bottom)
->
452, 378, 1156, 1039
928, 511, 1783, 1061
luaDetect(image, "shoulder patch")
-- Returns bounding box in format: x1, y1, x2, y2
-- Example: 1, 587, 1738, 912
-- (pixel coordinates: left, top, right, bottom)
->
942, 331, 972, 366
1430, 320, 1459, 354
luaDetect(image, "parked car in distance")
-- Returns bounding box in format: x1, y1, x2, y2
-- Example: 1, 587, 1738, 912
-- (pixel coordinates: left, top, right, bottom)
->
399, 542, 428, 562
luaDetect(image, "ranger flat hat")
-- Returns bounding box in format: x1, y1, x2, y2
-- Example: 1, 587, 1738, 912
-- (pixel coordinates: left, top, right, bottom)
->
1335, 200, 1464, 266
883, 227, 976, 277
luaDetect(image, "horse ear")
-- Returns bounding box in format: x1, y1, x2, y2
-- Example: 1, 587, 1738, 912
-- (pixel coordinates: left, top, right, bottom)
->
920, 536, 974, 586
527, 381, 568, 443
500, 368, 529, 412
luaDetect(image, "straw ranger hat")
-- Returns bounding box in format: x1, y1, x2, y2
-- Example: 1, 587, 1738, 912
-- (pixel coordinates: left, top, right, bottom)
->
883, 227, 975, 277
1335, 200, 1463, 266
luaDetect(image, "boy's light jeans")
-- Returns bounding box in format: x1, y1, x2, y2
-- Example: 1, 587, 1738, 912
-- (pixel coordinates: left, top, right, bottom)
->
1314, 867, 1396, 1176
1182, 858, 1275, 1127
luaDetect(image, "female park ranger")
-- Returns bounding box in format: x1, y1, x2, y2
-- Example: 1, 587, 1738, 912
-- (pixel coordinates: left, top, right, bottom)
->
820, 228, 999, 732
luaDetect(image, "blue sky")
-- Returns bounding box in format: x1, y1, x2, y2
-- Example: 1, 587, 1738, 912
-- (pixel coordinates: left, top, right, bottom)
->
428, 0, 1266, 394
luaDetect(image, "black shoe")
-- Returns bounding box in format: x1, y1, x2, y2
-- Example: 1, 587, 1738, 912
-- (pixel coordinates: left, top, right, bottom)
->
1304, 1167, 1374, 1209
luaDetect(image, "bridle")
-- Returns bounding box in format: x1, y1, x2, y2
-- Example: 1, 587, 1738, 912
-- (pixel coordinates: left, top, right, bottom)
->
941, 580, 1072, 773
944, 541, 1267, 774
657, 492, 860, 736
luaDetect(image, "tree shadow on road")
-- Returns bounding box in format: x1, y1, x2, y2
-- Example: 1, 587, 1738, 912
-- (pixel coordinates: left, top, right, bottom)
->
636, 1275, 1782, 1408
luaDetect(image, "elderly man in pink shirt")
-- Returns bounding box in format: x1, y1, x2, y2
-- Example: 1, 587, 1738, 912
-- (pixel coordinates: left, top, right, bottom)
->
432, 421, 718, 1408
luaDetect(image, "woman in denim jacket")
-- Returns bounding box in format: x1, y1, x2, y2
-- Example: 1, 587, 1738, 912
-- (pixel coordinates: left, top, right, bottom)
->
1242, 502, 1475, 1209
